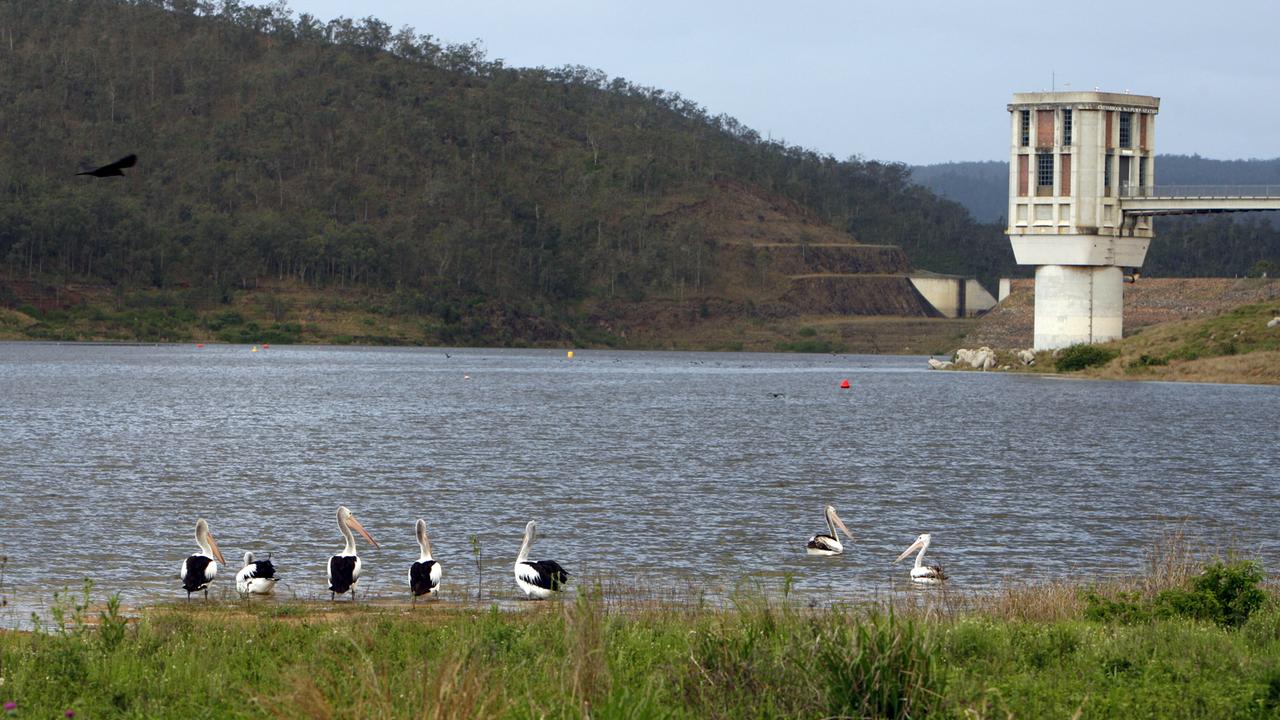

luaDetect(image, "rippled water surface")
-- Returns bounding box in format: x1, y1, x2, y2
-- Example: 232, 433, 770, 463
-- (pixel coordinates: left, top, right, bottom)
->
1, 342, 1277, 620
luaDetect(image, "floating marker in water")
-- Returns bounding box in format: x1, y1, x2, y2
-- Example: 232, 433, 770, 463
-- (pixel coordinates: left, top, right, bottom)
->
839, 379, 850, 389
252, 346, 259, 353
262, 344, 269, 349
567, 350, 574, 359
196, 343, 204, 348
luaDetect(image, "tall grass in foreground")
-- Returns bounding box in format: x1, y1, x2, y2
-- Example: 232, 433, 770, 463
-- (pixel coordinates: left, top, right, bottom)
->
1, 552, 1278, 718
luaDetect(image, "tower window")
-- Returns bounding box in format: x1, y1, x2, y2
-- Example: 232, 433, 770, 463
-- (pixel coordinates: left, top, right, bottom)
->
1119, 112, 1133, 148
1037, 153, 1054, 193
1104, 152, 1114, 190
1062, 109, 1073, 145
1020, 110, 1030, 146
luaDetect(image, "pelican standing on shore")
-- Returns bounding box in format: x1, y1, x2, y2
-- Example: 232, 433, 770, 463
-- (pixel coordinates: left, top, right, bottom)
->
895, 533, 947, 583
180, 518, 226, 600
327, 506, 379, 600
235, 551, 279, 595
408, 519, 442, 600
513, 520, 570, 599
806, 505, 855, 555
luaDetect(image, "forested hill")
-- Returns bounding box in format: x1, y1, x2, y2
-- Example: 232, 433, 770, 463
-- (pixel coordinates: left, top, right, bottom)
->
0, 0, 1011, 342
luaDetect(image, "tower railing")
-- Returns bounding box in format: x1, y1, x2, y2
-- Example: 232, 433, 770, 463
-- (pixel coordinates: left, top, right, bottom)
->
1121, 184, 1280, 199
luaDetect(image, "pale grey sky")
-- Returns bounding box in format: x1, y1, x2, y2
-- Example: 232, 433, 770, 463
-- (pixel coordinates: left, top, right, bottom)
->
290, 0, 1280, 165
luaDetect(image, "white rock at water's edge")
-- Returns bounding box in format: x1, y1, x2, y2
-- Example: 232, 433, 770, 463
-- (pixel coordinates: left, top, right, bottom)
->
954, 347, 996, 370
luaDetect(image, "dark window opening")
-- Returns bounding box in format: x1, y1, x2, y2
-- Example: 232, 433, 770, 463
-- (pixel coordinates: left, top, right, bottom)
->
1037, 153, 1054, 195
1063, 109, 1073, 145
1020, 110, 1030, 146
1119, 112, 1133, 148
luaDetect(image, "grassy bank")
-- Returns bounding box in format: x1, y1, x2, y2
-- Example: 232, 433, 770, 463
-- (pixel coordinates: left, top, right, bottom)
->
949, 301, 1280, 385
0, 281, 973, 354
3, 560, 1278, 719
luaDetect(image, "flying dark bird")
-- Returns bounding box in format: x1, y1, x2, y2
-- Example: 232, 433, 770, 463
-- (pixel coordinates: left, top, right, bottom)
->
76, 153, 137, 178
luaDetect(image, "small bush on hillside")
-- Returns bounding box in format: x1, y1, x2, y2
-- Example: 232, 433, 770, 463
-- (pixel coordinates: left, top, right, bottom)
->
1055, 343, 1118, 371
1127, 353, 1169, 369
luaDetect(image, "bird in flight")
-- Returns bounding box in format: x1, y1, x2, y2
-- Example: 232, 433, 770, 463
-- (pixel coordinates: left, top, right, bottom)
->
76, 153, 137, 177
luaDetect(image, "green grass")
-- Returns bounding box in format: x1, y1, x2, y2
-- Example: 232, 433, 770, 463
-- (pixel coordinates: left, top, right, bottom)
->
3, 566, 1279, 719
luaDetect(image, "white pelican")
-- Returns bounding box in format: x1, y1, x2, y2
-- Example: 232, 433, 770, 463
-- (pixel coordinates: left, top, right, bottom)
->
327, 506, 379, 600
895, 533, 947, 583
235, 551, 279, 595
407, 519, 442, 600
180, 518, 226, 600
806, 505, 854, 555
513, 520, 570, 600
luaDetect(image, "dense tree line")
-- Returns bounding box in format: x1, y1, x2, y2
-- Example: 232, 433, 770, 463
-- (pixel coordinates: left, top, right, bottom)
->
0, 0, 1011, 314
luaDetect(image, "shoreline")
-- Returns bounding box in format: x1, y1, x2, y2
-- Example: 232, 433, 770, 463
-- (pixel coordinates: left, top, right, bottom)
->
2, 559, 1277, 719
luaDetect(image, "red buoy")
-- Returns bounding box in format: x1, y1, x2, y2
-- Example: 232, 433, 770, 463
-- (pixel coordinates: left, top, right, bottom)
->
839, 379, 851, 389
196, 343, 204, 348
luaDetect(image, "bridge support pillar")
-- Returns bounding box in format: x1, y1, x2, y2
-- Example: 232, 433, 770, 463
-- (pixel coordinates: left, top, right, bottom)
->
1032, 265, 1123, 350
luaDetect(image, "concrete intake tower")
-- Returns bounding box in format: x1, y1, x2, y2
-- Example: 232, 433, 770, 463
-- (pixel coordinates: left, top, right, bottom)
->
1006, 91, 1159, 350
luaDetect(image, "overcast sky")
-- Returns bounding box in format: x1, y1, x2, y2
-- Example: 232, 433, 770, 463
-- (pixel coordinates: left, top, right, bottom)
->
289, 0, 1279, 165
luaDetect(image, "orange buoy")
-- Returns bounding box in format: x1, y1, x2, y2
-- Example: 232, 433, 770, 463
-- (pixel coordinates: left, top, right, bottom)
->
839, 379, 851, 389
262, 344, 270, 349
196, 343, 204, 348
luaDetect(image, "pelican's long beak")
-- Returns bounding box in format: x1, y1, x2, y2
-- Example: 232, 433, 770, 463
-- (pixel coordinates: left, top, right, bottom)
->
207, 533, 227, 565
346, 515, 380, 549
833, 514, 854, 542
895, 538, 923, 563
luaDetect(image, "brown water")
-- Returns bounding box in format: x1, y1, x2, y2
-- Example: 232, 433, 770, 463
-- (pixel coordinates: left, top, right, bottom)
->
0, 342, 1276, 622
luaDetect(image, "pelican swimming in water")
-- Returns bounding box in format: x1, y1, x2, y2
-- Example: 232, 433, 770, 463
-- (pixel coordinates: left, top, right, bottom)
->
514, 520, 570, 600
407, 519, 442, 601
327, 506, 379, 600
180, 518, 226, 600
895, 533, 947, 583
235, 551, 279, 595
806, 505, 855, 555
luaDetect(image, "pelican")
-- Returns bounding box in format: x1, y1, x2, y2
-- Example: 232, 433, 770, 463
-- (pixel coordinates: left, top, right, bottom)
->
180, 518, 226, 600
513, 520, 570, 600
895, 533, 947, 583
806, 505, 854, 555
235, 551, 279, 595
327, 506, 379, 600
407, 519, 442, 600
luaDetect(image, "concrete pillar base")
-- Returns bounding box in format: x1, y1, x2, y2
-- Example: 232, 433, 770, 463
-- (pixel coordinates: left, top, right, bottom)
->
1033, 265, 1123, 350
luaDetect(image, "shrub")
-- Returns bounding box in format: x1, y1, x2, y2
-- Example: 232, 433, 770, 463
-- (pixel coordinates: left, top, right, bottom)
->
1155, 560, 1266, 628
1082, 590, 1152, 624
1084, 560, 1266, 628
1055, 343, 1118, 371
1127, 353, 1168, 369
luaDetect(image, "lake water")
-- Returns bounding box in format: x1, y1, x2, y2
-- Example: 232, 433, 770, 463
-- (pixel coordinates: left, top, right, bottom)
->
0, 342, 1276, 622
